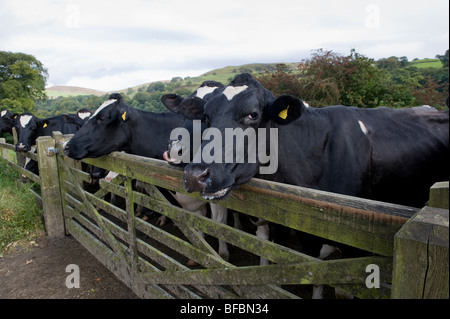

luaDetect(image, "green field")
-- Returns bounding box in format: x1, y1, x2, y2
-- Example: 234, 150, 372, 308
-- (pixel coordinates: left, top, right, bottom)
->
408, 58, 443, 69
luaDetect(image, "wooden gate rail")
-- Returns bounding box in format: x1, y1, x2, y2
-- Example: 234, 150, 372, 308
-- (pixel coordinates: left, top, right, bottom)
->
53, 134, 400, 298
80, 148, 418, 257
1, 133, 448, 299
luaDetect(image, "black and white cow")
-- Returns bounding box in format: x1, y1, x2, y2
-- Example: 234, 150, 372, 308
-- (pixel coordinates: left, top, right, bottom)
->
1, 110, 18, 134
13, 109, 93, 176
14, 111, 90, 152
64, 93, 184, 160
182, 73, 449, 209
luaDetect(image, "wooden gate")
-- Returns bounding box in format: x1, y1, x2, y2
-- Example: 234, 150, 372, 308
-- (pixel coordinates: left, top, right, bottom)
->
1, 133, 448, 299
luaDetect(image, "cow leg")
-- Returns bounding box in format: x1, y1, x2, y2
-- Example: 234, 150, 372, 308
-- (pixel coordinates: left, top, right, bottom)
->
312, 244, 342, 299
254, 219, 270, 265
232, 211, 243, 230
210, 204, 229, 261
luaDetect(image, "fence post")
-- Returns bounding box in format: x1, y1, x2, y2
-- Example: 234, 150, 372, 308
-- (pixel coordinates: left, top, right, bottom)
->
36, 135, 65, 238
0, 137, 5, 158
391, 182, 449, 299
12, 127, 25, 167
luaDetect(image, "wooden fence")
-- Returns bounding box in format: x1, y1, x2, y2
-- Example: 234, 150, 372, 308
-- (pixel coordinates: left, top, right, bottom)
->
0, 132, 448, 299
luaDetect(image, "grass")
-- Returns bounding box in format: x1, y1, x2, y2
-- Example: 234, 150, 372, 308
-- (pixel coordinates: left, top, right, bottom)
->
0, 157, 44, 254
409, 58, 443, 69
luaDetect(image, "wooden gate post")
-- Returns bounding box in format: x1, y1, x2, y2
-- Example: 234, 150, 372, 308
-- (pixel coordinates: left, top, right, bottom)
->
392, 182, 449, 299
36, 135, 65, 238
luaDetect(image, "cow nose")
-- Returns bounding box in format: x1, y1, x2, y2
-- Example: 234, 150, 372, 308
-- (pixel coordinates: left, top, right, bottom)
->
184, 166, 211, 193
16, 143, 27, 152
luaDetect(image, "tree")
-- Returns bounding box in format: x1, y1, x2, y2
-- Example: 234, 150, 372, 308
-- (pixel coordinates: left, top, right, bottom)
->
0, 51, 48, 113
436, 49, 449, 68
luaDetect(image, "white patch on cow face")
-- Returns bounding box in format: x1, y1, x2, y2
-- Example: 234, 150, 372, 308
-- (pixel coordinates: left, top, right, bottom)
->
358, 120, 368, 135
1, 110, 7, 117
89, 99, 117, 121
196, 86, 218, 99
223, 85, 248, 101
20, 115, 33, 128
78, 112, 92, 120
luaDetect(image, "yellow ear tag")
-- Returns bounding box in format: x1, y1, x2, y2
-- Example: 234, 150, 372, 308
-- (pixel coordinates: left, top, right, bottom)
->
14, 115, 18, 119
121, 111, 127, 121
278, 105, 289, 120
43, 123, 48, 128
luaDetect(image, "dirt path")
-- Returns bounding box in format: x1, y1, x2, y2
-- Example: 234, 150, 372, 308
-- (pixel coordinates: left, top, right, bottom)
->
0, 235, 138, 299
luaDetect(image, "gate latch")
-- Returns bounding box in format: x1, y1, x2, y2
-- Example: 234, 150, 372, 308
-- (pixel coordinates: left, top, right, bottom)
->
47, 147, 59, 156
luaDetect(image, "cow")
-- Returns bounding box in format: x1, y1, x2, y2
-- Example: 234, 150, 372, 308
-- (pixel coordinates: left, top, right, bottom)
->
161, 80, 242, 262
12, 109, 93, 176
1, 110, 18, 134
63, 93, 184, 160
182, 73, 449, 208
14, 111, 90, 152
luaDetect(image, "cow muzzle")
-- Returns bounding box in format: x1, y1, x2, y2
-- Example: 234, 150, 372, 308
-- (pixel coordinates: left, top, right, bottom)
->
184, 164, 233, 200
15, 143, 29, 152
184, 166, 211, 193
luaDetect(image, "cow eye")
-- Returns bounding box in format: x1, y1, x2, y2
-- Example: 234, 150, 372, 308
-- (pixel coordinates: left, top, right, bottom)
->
245, 112, 259, 124
96, 115, 107, 123
249, 112, 258, 119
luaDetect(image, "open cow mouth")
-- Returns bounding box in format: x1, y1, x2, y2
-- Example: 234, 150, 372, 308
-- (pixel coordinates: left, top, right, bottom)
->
163, 150, 182, 165
200, 187, 232, 200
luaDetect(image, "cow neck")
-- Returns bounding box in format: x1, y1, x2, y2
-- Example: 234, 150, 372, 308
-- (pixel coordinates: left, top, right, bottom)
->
124, 108, 184, 159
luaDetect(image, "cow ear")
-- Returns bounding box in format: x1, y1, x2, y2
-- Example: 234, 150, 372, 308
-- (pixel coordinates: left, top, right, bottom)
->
162, 94, 206, 120
38, 119, 50, 129
161, 94, 184, 114
267, 95, 305, 125
62, 114, 74, 123
179, 97, 206, 120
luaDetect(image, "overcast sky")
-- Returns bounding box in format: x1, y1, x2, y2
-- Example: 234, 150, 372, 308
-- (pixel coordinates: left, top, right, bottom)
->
1, 0, 448, 92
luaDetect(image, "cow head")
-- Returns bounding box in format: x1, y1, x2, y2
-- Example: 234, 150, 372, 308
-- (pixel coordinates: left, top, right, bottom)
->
181, 73, 307, 199
0, 110, 18, 134
63, 93, 131, 159
14, 113, 50, 152
62, 108, 93, 129
161, 81, 224, 165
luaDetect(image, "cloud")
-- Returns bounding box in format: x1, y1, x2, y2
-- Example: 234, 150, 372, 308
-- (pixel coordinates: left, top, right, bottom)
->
1, 0, 448, 92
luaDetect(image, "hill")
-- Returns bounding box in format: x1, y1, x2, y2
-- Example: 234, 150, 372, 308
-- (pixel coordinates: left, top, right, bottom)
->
117, 62, 299, 96
46, 86, 107, 98
44, 57, 444, 99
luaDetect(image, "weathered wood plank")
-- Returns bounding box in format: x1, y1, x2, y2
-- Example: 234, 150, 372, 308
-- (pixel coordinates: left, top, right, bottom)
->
66, 218, 175, 299
81, 152, 416, 256
58, 156, 130, 265
392, 206, 449, 299
142, 256, 391, 286
0, 156, 41, 184
428, 181, 449, 209
36, 136, 65, 238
